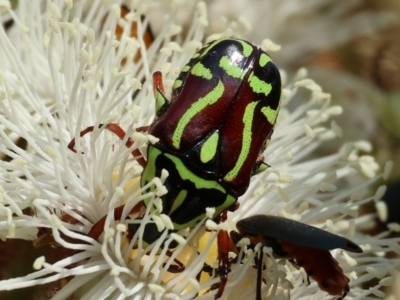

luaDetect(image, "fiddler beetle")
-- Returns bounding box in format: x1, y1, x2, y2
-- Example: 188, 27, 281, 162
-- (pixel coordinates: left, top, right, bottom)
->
69, 38, 281, 298
230, 215, 363, 299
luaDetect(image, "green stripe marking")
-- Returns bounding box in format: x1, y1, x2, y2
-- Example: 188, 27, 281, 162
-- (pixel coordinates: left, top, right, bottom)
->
248, 71, 272, 96
163, 153, 236, 229
265, 138, 271, 147
224, 102, 257, 181
254, 161, 269, 175
165, 153, 226, 193
141, 147, 238, 229
191, 62, 212, 79
200, 132, 219, 163
261, 106, 278, 124
172, 80, 225, 149
219, 56, 244, 79
238, 40, 253, 57
259, 53, 271, 67
175, 193, 236, 229
141, 146, 160, 207
170, 189, 187, 214
173, 79, 183, 89
182, 65, 190, 72
200, 39, 226, 58
155, 90, 167, 113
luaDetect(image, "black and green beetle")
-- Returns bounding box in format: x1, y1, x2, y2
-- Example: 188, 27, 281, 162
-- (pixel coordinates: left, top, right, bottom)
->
69, 38, 281, 298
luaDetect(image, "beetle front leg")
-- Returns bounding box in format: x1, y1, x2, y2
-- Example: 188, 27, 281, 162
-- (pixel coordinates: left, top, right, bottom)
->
253, 155, 270, 176
213, 209, 233, 299
153, 71, 171, 116
87, 202, 144, 240
68, 123, 147, 167
215, 228, 230, 299
165, 250, 185, 273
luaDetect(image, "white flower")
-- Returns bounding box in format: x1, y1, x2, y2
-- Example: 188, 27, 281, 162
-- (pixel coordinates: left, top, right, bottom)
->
0, 1, 399, 299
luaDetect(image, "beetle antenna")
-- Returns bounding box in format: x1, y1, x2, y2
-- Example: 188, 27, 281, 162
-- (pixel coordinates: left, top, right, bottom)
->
256, 249, 264, 300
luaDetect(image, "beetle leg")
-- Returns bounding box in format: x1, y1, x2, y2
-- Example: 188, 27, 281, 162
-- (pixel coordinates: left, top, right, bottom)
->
153, 71, 166, 96
88, 205, 187, 274
253, 155, 270, 176
215, 228, 230, 299
153, 71, 171, 116
68, 125, 97, 153
127, 223, 185, 273
68, 123, 147, 167
87, 202, 143, 240
163, 250, 185, 273
227, 202, 240, 212
200, 262, 215, 276
210, 209, 229, 298
136, 125, 149, 132
340, 287, 349, 300
256, 250, 264, 300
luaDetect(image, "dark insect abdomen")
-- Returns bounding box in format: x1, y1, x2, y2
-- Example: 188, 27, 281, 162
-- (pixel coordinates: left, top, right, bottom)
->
279, 240, 350, 297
